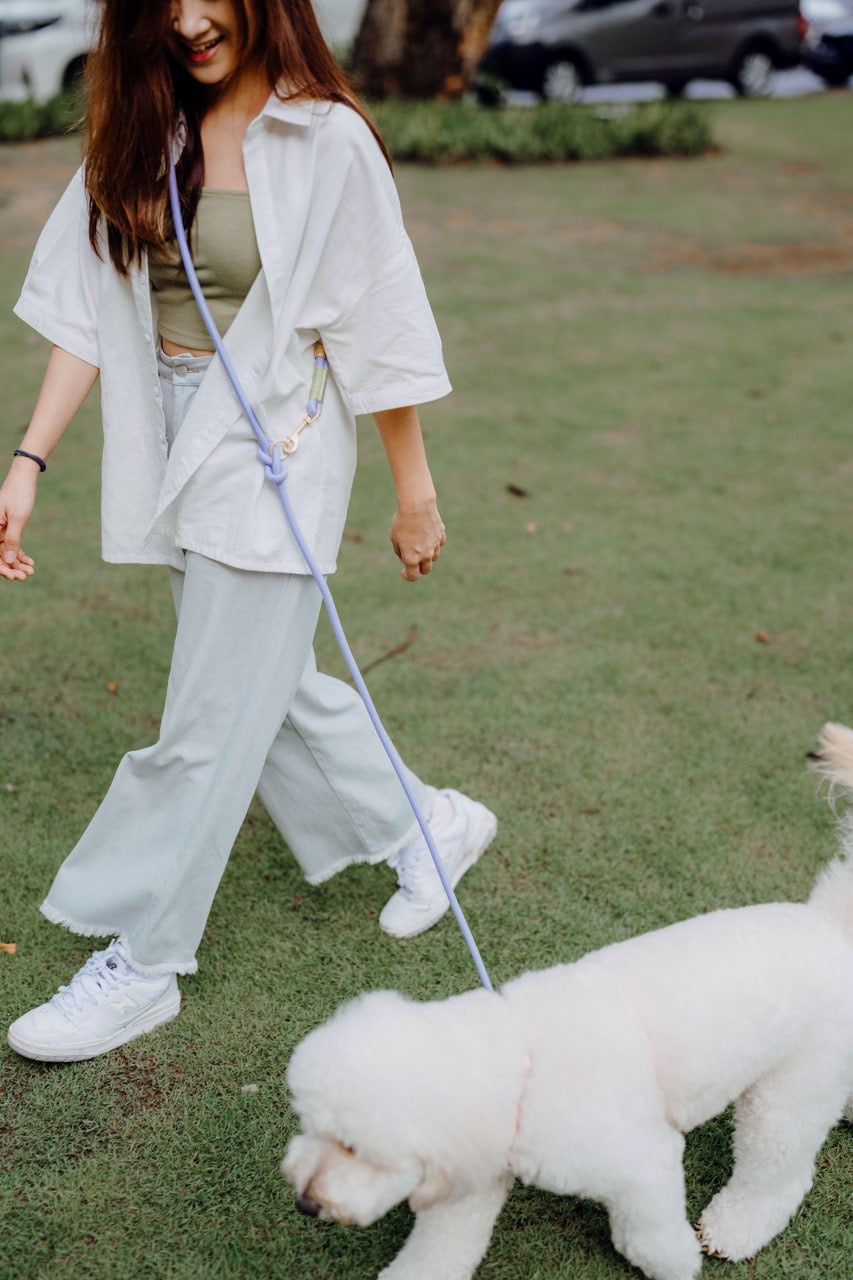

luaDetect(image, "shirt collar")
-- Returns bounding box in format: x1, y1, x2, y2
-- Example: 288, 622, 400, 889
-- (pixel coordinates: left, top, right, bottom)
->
258, 92, 319, 127
168, 92, 314, 166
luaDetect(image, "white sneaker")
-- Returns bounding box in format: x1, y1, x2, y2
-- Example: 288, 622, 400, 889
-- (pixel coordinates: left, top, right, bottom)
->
379, 789, 497, 939
7, 940, 181, 1063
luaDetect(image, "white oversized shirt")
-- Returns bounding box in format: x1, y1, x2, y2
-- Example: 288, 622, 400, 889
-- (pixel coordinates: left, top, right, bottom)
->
14, 95, 452, 573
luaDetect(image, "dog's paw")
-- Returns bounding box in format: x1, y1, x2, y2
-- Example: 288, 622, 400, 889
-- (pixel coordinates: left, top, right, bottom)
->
612, 1221, 702, 1280
697, 1199, 759, 1263
696, 1219, 732, 1260
699, 1173, 813, 1263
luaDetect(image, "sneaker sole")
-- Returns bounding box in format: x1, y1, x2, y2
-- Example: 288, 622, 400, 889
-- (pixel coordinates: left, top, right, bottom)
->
6, 988, 182, 1063
379, 803, 497, 940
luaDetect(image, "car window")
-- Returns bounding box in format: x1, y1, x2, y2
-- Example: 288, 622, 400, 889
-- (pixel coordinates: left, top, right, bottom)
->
576, 0, 635, 11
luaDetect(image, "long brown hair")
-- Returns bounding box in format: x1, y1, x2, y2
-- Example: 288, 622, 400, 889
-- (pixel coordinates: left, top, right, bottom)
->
85, 0, 390, 275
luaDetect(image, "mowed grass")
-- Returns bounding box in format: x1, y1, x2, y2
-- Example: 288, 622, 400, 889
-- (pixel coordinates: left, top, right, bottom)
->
1, 94, 852, 1278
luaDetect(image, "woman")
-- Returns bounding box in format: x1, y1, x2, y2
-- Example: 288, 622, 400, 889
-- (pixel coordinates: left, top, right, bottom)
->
1, 0, 496, 1063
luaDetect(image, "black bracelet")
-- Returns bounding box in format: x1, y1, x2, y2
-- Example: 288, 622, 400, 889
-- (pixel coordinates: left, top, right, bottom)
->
13, 449, 47, 473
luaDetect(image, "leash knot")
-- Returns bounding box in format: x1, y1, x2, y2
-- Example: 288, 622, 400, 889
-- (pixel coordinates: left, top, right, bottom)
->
257, 442, 288, 485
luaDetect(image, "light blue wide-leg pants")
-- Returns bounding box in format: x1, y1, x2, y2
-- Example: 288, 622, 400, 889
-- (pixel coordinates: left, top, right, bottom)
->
40, 352, 436, 976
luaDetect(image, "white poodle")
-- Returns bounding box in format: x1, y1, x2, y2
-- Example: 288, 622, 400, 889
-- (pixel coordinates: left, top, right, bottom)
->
282, 723, 853, 1280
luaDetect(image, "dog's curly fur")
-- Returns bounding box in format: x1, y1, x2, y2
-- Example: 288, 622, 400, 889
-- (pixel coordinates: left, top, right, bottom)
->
282, 723, 853, 1280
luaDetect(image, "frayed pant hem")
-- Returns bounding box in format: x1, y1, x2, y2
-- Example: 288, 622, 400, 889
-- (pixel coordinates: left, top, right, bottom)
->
39, 900, 198, 978
301, 809, 433, 887
303, 846, 390, 886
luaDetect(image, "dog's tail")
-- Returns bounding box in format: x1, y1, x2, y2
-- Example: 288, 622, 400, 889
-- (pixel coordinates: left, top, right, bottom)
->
809, 722, 853, 938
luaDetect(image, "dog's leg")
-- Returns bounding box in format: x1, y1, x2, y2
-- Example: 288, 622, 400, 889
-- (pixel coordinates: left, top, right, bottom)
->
378, 1177, 511, 1280
604, 1126, 701, 1280
698, 1051, 850, 1261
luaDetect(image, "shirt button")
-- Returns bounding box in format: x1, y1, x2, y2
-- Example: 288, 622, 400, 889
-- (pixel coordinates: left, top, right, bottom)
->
144, 332, 152, 344
175, 364, 188, 377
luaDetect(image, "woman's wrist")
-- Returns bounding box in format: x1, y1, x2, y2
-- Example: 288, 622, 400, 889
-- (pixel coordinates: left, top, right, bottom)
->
12, 449, 47, 473
395, 486, 437, 513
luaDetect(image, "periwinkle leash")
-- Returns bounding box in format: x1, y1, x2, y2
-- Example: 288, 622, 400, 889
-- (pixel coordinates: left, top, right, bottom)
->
167, 161, 492, 993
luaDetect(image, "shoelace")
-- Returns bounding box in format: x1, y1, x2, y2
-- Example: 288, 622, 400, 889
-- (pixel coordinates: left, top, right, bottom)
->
394, 816, 463, 899
50, 944, 132, 1015
394, 840, 437, 899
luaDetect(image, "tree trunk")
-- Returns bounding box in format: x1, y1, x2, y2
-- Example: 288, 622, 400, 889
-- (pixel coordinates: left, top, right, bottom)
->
350, 0, 504, 100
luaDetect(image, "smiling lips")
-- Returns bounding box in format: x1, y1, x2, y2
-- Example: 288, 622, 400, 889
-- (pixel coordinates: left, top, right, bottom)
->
186, 34, 224, 62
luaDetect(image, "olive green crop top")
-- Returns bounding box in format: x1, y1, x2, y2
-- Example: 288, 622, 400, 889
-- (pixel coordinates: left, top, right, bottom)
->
149, 188, 262, 350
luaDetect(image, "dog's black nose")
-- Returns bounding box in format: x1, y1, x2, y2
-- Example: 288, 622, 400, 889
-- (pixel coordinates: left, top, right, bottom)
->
296, 1192, 322, 1218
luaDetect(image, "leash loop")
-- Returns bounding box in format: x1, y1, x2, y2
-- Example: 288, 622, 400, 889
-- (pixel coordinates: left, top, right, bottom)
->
256, 443, 287, 484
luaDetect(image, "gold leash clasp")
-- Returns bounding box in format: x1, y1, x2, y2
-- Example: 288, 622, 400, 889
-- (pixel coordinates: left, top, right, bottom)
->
270, 341, 328, 457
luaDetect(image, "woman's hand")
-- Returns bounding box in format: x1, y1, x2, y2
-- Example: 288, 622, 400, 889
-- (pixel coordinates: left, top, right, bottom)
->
0, 344, 99, 581
390, 498, 446, 582
372, 404, 446, 583
0, 460, 38, 580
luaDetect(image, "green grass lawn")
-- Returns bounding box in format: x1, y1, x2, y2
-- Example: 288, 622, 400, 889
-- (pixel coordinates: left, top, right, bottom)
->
1, 94, 852, 1278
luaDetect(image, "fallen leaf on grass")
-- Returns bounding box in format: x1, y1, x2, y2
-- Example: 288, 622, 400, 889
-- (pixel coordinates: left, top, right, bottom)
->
756, 631, 771, 644
106, 681, 119, 694
506, 483, 529, 498
0, 942, 17, 954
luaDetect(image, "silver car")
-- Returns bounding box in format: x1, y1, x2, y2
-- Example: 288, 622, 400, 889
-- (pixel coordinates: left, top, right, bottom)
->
0, 0, 95, 102
800, 0, 853, 84
478, 0, 802, 101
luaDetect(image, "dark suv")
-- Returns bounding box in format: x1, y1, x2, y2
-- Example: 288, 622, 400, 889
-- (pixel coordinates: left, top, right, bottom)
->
478, 0, 802, 101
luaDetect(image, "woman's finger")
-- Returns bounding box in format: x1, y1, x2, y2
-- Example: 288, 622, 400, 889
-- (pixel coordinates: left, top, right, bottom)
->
0, 558, 34, 581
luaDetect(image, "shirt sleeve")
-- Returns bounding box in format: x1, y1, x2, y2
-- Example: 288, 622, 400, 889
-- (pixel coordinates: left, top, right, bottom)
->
313, 112, 452, 417
13, 167, 101, 368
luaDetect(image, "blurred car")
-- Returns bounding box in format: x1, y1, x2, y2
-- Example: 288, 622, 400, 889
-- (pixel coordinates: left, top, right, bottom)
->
800, 0, 853, 83
477, 0, 803, 102
0, 0, 95, 102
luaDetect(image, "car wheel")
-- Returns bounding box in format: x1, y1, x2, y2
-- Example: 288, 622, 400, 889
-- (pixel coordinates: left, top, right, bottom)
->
730, 47, 774, 97
541, 59, 583, 104
818, 69, 851, 88
664, 80, 688, 98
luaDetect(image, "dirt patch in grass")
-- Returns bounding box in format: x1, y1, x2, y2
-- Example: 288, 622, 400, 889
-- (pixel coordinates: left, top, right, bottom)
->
658, 238, 853, 276
108, 1046, 185, 1113
1, 137, 81, 249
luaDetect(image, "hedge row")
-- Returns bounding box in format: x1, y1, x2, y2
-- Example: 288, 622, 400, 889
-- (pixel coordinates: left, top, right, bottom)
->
0, 92, 712, 161
0, 93, 82, 142
371, 99, 712, 163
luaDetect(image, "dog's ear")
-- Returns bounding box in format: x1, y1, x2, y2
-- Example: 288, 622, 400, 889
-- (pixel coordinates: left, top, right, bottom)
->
409, 1162, 452, 1211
